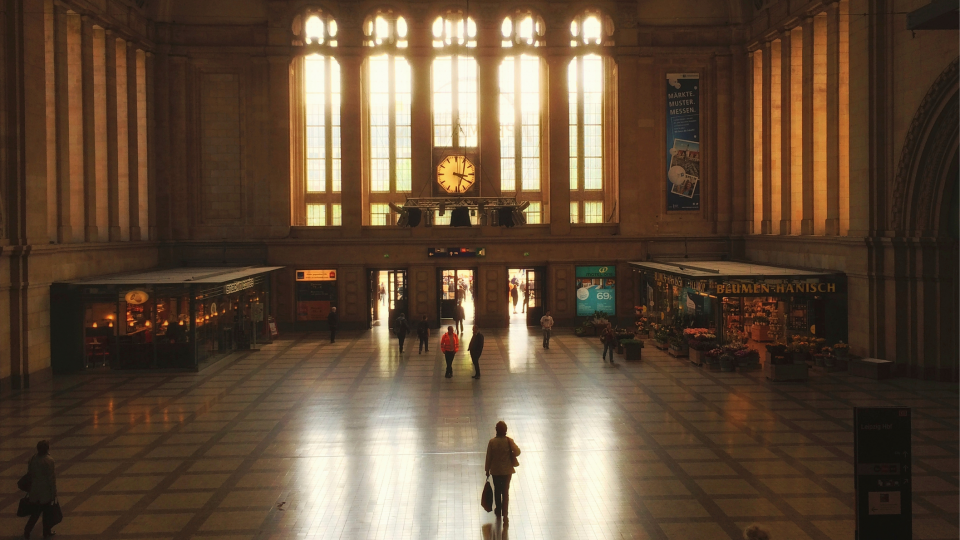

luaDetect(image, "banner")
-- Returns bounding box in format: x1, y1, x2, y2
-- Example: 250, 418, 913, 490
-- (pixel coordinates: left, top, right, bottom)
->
666, 73, 701, 211
576, 266, 616, 316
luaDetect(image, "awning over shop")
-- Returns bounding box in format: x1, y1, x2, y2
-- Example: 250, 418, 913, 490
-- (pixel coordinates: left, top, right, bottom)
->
66, 266, 285, 286
627, 260, 837, 280
628, 260, 845, 296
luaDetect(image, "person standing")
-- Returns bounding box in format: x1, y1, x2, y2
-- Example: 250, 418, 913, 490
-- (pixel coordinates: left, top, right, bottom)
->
468, 326, 484, 379
378, 283, 386, 305
510, 283, 519, 313
327, 307, 338, 343
395, 313, 410, 353
440, 326, 459, 378
520, 282, 527, 313
484, 421, 521, 525
540, 310, 554, 349
601, 324, 617, 364
417, 315, 430, 354
23, 440, 57, 539
453, 301, 465, 334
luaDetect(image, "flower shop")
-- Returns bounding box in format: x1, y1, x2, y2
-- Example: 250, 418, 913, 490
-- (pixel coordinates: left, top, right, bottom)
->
630, 261, 849, 379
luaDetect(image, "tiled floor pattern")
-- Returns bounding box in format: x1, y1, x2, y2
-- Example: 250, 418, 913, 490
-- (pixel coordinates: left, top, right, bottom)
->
1, 326, 957, 540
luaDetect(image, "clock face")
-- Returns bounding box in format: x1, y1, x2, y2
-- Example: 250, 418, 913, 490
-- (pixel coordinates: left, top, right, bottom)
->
436, 155, 476, 194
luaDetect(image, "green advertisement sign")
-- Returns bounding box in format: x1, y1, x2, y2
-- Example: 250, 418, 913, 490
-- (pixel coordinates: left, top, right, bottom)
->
576, 265, 616, 316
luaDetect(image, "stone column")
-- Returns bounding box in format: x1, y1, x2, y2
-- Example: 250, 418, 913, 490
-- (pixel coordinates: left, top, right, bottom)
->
145, 52, 157, 240
105, 32, 130, 241
338, 55, 362, 237
800, 17, 815, 235
266, 56, 292, 237
547, 55, 571, 235
80, 17, 100, 242
779, 29, 793, 235
477, 51, 500, 199
715, 52, 733, 233
730, 49, 748, 235
168, 55, 189, 240
126, 44, 141, 241
760, 41, 772, 234
825, 2, 841, 236
746, 49, 756, 233
54, 6, 83, 243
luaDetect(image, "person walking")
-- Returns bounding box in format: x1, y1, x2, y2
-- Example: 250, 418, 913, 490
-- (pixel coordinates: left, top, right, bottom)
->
484, 421, 521, 525
440, 326, 459, 378
510, 283, 519, 314
540, 310, 554, 349
453, 301, 465, 334
327, 307, 338, 343
378, 283, 386, 305
417, 315, 430, 354
22, 440, 57, 539
395, 313, 410, 353
520, 282, 527, 313
468, 326, 484, 379
601, 323, 617, 364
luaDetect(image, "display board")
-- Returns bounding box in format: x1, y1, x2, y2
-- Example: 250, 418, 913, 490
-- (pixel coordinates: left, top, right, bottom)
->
666, 73, 701, 211
854, 407, 912, 540
295, 269, 338, 321
576, 266, 616, 316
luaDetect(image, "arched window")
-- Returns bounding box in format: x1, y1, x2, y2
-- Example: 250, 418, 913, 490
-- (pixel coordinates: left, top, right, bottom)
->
500, 11, 545, 223
292, 9, 341, 227
432, 11, 478, 149
568, 10, 616, 224
364, 10, 412, 225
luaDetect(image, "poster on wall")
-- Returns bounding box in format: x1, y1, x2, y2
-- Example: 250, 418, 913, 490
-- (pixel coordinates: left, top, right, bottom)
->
295, 269, 338, 321
666, 73, 701, 211
576, 266, 616, 316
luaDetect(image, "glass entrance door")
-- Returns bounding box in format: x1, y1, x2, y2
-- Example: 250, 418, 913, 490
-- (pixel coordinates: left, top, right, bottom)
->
439, 269, 475, 324
525, 268, 545, 326
370, 270, 408, 329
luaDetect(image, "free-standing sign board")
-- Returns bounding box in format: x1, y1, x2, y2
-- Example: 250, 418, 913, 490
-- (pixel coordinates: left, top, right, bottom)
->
854, 407, 912, 540
576, 266, 616, 316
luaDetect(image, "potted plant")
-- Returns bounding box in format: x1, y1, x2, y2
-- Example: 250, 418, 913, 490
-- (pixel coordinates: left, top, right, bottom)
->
833, 341, 850, 360
764, 342, 809, 381
668, 335, 688, 358
735, 348, 760, 370
654, 328, 670, 350
751, 315, 770, 342
686, 329, 717, 366
719, 352, 736, 372
705, 348, 722, 369
621, 339, 643, 361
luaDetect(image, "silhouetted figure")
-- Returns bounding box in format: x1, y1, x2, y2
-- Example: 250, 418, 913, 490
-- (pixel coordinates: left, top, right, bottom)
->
468, 327, 484, 379
417, 316, 430, 354
327, 307, 338, 343
23, 440, 57, 539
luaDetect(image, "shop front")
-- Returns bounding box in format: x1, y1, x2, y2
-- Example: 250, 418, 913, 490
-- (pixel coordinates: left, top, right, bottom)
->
631, 261, 847, 347
51, 267, 282, 373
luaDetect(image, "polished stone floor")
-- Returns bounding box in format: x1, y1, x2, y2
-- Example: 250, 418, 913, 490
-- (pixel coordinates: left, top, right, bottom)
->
1, 325, 958, 540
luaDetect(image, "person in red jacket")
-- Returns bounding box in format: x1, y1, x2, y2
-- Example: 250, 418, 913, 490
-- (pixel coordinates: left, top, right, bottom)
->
440, 326, 459, 378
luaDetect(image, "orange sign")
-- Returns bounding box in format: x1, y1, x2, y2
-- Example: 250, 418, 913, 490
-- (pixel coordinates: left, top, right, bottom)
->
296, 270, 337, 281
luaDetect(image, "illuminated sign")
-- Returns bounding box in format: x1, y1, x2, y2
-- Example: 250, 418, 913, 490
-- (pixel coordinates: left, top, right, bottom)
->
296, 270, 337, 281
428, 247, 486, 258
715, 282, 838, 295
124, 290, 149, 305
224, 278, 255, 295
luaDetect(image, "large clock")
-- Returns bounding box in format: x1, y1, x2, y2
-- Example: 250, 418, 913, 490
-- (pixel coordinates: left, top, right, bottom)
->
436, 154, 476, 194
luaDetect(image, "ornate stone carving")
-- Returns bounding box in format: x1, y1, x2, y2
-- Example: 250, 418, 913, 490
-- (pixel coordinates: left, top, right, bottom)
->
891, 57, 959, 233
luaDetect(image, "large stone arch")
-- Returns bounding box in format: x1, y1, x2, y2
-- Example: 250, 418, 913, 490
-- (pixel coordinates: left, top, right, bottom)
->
892, 57, 959, 236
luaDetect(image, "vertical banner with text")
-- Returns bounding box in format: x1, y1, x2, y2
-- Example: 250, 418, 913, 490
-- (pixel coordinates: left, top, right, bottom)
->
666, 73, 701, 211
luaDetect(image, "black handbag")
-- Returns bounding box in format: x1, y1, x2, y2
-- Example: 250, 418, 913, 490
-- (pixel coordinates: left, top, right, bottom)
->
17, 473, 31, 492
480, 478, 493, 513
47, 501, 63, 526
17, 497, 35, 517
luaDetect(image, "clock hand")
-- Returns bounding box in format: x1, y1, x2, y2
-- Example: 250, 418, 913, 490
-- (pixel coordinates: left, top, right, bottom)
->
452, 172, 467, 179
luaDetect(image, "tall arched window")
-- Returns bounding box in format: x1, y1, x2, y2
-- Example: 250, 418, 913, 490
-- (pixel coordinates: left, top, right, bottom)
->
292, 9, 341, 227
364, 10, 411, 225
432, 11, 478, 149
568, 10, 616, 224
500, 11, 545, 223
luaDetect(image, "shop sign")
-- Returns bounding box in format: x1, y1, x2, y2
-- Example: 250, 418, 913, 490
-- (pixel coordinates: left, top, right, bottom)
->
428, 247, 486, 258
715, 282, 838, 295
296, 270, 337, 281
224, 278, 255, 295
576, 266, 616, 316
124, 290, 149, 305
654, 272, 683, 288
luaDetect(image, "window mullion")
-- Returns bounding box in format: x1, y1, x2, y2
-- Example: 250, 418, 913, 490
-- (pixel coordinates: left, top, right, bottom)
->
452, 55, 459, 148
388, 56, 396, 193
577, 56, 585, 196
514, 56, 522, 193
325, 57, 333, 203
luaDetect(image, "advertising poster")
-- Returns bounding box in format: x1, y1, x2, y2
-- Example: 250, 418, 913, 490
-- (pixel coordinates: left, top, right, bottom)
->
295, 269, 338, 321
576, 266, 616, 316
666, 73, 701, 211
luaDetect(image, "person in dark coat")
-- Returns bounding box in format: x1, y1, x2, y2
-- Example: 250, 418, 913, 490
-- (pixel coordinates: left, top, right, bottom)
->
395, 313, 410, 353
417, 315, 430, 354
23, 440, 57, 539
453, 301, 465, 333
327, 307, 338, 343
468, 326, 484, 379
510, 284, 519, 313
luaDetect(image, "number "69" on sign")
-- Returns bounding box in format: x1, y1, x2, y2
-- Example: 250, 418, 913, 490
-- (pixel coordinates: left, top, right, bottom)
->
596, 292, 613, 300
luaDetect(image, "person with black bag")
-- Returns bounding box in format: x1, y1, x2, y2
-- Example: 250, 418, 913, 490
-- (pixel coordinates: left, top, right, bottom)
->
416, 315, 430, 354
484, 421, 521, 525
21, 440, 60, 539
395, 313, 410, 353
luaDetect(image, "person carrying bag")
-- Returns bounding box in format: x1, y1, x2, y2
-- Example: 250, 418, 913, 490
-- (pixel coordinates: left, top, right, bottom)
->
19, 440, 61, 539
484, 421, 521, 525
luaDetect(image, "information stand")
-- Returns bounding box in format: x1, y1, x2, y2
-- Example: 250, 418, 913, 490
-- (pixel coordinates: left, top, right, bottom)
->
854, 407, 912, 540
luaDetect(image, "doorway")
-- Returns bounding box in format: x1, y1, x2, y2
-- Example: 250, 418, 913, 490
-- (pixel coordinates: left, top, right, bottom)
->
508, 267, 545, 326
369, 269, 408, 330
438, 269, 475, 327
